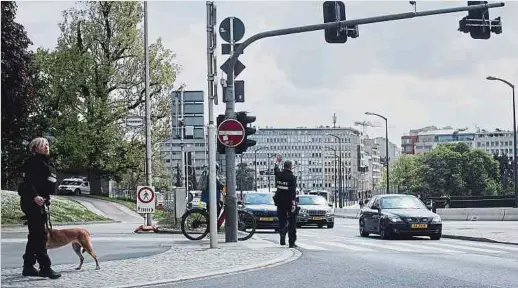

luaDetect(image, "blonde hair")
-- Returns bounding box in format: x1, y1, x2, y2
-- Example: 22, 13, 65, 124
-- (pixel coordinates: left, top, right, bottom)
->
29, 137, 48, 154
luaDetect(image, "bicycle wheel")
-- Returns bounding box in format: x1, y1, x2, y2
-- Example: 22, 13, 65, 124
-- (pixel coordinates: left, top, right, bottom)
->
237, 210, 256, 241
181, 208, 209, 240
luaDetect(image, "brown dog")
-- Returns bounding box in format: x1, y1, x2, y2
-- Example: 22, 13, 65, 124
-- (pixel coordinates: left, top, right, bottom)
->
45, 227, 100, 270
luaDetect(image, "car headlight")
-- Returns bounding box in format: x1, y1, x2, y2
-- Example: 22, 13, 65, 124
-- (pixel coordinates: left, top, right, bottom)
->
432, 216, 442, 223
388, 215, 402, 223
326, 209, 334, 216
299, 209, 307, 215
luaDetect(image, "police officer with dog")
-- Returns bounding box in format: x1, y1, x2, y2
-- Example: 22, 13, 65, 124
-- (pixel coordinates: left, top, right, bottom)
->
18, 137, 61, 279
273, 155, 298, 248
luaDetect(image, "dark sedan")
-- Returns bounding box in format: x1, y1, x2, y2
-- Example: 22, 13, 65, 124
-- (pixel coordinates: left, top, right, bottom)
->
241, 192, 279, 230
359, 194, 442, 240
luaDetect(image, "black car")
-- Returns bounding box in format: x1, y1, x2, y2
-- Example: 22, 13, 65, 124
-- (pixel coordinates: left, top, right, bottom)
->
359, 194, 442, 240
241, 192, 279, 230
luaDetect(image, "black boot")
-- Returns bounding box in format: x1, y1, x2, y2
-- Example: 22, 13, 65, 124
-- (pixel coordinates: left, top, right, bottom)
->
280, 235, 286, 246
22, 265, 39, 277
289, 243, 298, 248
39, 267, 61, 279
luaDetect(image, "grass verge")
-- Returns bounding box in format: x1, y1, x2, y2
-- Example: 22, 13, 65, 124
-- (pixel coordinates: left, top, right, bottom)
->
1, 190, 110, 225
84, 195, 168, 224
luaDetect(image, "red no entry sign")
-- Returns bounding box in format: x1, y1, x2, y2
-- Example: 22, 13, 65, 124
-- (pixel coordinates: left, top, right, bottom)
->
137, 186, 155, 204
218, 119, 245, 148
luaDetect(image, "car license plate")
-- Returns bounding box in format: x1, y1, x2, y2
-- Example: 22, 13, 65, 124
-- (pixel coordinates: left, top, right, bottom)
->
312, 217, 324, 220
260, 217, 274, 221
411, 224, 428, 229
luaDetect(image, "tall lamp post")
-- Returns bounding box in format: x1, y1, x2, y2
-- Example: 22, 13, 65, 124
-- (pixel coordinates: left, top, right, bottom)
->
253, 147, 267, 191
486, 76, 517, 208
365, 112, 390, 195
327, 133, 342, 208
324, 146, 338, 208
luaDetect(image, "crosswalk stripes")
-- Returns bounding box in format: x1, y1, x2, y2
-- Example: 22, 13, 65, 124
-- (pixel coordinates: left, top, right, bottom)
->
270, 231, 518, 255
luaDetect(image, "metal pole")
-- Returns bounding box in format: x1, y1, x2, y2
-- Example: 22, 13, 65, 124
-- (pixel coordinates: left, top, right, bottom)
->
486, 76, 517, 208
254, 150, 258, 191
385, 118, 390, 195
334, 153, 337, 208
268, 153, 271, 192
224, 17, 238, 242
143, 1, 152, 226
180, 90, 186, 195
338, 138, 342, 208
513, 86, 517, 208
206, 1, 218, 248
240, 154, 243, 199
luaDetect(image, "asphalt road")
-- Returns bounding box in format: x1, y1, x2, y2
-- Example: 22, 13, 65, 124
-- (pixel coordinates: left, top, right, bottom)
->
155, 218, 518, 288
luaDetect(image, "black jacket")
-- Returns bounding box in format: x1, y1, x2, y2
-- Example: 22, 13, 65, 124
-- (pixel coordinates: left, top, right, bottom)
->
19, 154, 57, 204
273, 164, 297, 209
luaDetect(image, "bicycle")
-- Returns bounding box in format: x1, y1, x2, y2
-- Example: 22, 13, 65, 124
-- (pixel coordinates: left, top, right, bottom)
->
181, 200, 256, 241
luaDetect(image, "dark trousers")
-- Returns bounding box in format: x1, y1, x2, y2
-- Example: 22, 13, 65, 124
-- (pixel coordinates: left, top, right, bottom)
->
277, 206, 297, 245
22, 204, 51, 270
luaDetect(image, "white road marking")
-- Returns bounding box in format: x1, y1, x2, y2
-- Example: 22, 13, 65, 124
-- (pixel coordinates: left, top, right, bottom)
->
295, 241, 329, 251
347, 240, 423, 252
317, 241, 374, 252
427, 242, 504, 254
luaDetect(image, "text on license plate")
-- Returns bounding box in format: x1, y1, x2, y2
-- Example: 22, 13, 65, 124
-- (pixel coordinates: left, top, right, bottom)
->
260, 217, 274, 221
411, 224, 428, 229
312, 217, 324, 220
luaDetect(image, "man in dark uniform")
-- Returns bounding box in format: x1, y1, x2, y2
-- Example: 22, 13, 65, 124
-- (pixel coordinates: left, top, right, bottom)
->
273, 157, 298, 248
19, 137, 61, 279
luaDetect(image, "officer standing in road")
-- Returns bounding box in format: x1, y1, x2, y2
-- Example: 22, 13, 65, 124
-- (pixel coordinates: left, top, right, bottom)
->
18, 137, 61, 279
273, 155, 298, 248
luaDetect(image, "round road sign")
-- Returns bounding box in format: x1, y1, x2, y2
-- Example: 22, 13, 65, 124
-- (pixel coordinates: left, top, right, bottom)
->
219, 17, 245, 43
137, 186, 155, 204
218, 119, 245, 148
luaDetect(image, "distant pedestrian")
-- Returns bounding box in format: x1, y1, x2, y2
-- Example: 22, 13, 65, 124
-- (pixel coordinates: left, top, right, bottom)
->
18, 137, 61, 279
273, 158, 298, 248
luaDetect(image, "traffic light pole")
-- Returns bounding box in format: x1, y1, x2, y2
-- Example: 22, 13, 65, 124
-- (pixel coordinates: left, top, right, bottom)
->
206, 1, 218, 248
222, 1, 504, 242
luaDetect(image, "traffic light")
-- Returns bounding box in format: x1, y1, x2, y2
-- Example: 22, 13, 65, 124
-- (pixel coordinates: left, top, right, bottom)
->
458, 1, 502, 40
235, 111, 256, 154
323, 1, 347, 43
216, 114, 226, 154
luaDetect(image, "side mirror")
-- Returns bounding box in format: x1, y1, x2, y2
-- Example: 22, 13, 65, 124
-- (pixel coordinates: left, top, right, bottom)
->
426, 204, 432, 210
328, 203, 333, 207
237, 200, 243, 206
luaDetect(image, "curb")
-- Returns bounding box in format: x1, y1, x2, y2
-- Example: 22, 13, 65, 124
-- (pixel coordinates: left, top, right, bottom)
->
335, 214, 359, 219
442, 234, 518, 246
113, 247, 302, 288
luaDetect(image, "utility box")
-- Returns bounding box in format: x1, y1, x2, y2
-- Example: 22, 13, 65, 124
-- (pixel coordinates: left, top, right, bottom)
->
175, 187, 187, 221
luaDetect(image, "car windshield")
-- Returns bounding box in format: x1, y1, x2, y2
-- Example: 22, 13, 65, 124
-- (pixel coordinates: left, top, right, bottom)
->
380, 196, 427, 209
298, 196, 327, 205
245, 193, 274, 205
62, 181, 82, 185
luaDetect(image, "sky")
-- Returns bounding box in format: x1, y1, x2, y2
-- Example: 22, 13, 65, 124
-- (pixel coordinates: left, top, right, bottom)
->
14, 0, 518, 145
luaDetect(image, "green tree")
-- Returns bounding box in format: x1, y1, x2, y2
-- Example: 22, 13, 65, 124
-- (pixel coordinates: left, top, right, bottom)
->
33, 1, 179, 194
1, 1, 37, 189
493, 154, 514, 193
379, 154, 424, 193
237, 162, 255, 191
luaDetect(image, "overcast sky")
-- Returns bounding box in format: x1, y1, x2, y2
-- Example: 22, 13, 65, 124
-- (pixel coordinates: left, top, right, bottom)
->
14, 1, 518, 144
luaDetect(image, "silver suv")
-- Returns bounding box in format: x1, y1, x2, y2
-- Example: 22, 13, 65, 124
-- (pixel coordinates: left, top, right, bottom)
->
296, 195, 334, 228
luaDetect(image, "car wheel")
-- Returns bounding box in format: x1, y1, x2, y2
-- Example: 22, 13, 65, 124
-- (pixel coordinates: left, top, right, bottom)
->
430, 234, 441, 240
359, 220, 369, 237
74, 189, 81, 196
379, 223, 392, 240
327, 222, 334, 229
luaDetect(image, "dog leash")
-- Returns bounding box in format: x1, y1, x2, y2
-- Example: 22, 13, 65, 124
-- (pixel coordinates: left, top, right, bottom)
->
44, 204, 53, 238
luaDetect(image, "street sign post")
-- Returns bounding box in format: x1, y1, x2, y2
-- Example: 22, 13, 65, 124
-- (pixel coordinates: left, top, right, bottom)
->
217, 119, 245, 148
136, 186, 156, 214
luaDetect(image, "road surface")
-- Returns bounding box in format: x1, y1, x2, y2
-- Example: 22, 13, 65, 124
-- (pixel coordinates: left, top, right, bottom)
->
155, 218, 518, 288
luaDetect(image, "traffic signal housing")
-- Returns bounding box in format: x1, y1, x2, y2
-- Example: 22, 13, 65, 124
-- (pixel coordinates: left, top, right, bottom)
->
458, 1, 502, 40
323, 1, 347, 43
216, 114, 226, 154
235, 111, 256, 154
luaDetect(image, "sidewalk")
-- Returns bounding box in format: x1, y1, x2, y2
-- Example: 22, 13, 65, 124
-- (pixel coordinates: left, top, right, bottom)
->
1, 235, 300, 288
441, 221, 518, 245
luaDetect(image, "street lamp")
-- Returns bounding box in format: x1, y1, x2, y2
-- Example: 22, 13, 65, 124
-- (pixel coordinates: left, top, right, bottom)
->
326, 133, 343, 208
324, 146, 339, 208
365, 112, 390, 195
486, 76, 517, 208
253, 147, 267, 191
